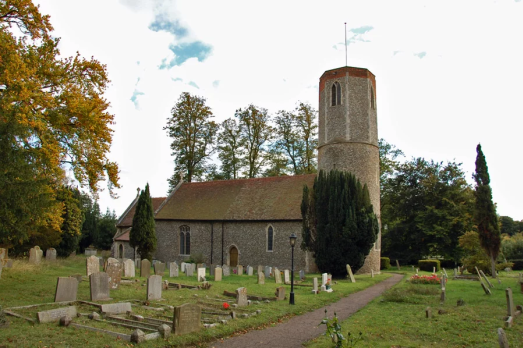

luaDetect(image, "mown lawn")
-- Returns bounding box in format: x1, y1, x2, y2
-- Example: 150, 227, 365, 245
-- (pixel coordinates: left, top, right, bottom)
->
0, 256, 390, 347
306, 268, 523, 348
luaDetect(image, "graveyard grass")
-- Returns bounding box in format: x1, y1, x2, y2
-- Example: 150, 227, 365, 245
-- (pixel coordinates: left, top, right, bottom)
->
305, 267, 523, 348
0, 256, 390, 347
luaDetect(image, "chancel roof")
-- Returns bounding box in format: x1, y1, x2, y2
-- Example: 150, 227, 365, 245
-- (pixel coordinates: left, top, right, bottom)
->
155, 174, 316, 221
116, 197, 166, 228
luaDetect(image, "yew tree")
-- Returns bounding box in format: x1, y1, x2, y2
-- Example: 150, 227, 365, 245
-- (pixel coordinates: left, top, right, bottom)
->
0, 0, 120, 246
130, 184, 156, 261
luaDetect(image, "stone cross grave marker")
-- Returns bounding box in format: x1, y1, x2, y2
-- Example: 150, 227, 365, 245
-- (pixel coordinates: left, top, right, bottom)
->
247, 266, 253, 276
214, 267, 222, 281
346, 264, 356, 283
54, 277, 78, 302
185, 264, 194, 277
90, 272, 111, 301
299, 270, 305, 280
106, 261, 122, 289
396, 259, 401, 270
169, 262, 179, 277
46, 248, 57, 261
124, 259, 135, 277
29, 246, 43, 264
274, 268, 282, 284
236, 287, 248, 306
37, 306, 77, 323
197, 268, 206, 282
312, 277, 318, 293
284, 269, 290, 284
86, 255, 100, 276
237, 265, 243, 276
275, 286, 285, 300
264, 266, 271, 278
257, 265, 263, 275
222, 265, 230, 277
173, 303, 201, 335
154, 262, 165, 276
141, 259, 151, 278
257, 271, 265, 285
147, 275, 162, 301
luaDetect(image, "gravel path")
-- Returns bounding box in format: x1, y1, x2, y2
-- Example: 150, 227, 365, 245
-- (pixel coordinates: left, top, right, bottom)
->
208, 273, 404, 348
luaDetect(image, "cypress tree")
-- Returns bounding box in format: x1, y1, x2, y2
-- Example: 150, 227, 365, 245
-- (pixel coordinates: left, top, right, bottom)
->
130, 184, 157, 260
473, 144, 500, 277
301, 170, 379, 277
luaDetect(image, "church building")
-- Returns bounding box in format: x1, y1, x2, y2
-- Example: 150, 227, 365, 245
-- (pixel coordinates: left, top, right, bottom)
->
113, 66, 381, 274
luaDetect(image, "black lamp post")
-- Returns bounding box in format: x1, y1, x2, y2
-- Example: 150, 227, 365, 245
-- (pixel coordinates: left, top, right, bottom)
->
289, 233, 297, 305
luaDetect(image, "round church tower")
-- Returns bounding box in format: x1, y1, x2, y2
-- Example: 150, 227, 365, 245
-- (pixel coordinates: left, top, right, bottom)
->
317, 66, 381, 274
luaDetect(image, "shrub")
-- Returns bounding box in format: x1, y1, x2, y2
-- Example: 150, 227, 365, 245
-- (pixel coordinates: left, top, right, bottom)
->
418, 259, 440, 272
510, 259, 523, 271
439, 259, 456, 269
380, 257, 391, 270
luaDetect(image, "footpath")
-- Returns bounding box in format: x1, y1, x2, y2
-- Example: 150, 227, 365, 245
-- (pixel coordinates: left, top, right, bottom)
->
208, 273, 404, 348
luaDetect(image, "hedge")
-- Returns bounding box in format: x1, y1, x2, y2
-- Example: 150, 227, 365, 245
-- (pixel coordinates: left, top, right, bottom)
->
418, 259, 441, 272
380, 257, 391, 270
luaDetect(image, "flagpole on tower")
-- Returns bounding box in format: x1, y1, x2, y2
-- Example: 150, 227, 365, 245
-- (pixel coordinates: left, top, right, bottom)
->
344, 22, 347, 67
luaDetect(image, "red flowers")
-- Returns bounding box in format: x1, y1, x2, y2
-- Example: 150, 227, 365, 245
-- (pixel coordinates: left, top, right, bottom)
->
410, 274, 444, 285
223, 302, 230, 309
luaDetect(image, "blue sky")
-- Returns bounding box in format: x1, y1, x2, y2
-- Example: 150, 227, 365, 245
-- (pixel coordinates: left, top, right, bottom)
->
36, 0, 523, 220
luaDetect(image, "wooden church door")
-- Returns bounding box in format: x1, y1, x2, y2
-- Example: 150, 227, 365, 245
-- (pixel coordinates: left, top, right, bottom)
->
230, 246, 238, 267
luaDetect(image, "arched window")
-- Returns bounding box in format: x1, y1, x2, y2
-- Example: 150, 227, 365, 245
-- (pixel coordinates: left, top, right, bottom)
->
180, 225, 190, 255
267, 225, 274, 252
331, 82, 341, 106
118, 244, 124, 259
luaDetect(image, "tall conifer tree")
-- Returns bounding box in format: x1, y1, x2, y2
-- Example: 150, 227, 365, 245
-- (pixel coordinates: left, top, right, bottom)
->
130, 184, 156, 260
473, 144, 500, 277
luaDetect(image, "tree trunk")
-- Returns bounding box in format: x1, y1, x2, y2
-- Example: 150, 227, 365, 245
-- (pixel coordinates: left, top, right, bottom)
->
490, 255, 497, 278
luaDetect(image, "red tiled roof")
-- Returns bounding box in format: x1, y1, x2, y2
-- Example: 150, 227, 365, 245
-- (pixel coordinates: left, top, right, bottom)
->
155, 174, 316, 221
114, 228, 131, 241
116, 197, 166, 227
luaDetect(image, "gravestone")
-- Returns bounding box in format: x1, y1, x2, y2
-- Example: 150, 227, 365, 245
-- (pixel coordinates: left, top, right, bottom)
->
197, 268, 206, 282
169, 262, 179, 277
46, 248, 57, 261
275, 286, 285, 301
284, 269, 290, 284
141, 259, 151, 278
237, 265, 243, 276
247, 266, 253, 276
257, 271, 265, 285
180, 262, 186, 272
299, 270, 305, 280
54, 277, 78, 302
84, 247, 97, 256
312, 277, 318, 293
432, 266, 436, 273
90, 272, 111, 301
124, 259, 135, 277
346, 264, 356, 283
236, 287, 248, 306
498, 328, 509, 348
147, 275, 162, 301
222, 265, 230, 277
443, 268, 448, 278
106, 262, 122, 289
185, 265, 194, 277
37, 306, 77, 323
101, 302, 132, 315
479, 270, 494, 288
506, 288, 515, 318
274, 268, 282, 284
173, 303, 201, 335
86, 255, 100, 276
454, 268, 458, 277
257, 265, 263, 275
371, 269, 375, 278
154, 262, 165, 276
416, 268, 419, 275
264, 266, 271, 278
209, 264, 215, 276
29, 246, 43, 264
191, 263, 197, 273
396, 259, 401, 270
214, 267, 222, 281
105, 257, 119, 272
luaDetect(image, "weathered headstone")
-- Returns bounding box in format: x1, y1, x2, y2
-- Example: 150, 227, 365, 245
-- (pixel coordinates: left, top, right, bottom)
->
275, 286, 285, 300
237, 265, 244, 276
197, 268, 206, 282
247, 266, 253, 276
180, 262, 186, 272
131, 329, 145, 343
124, 259, 135, 277
312, 277, 318, 294
173, 303, 201, 335
284, 269, 290, 284
264, 266, 271, 278
141, 259, 151, 278
46, 248, 57, 261
346, 264, 356, 283
425, 307, 432, 318
90, 272, 111, 301
86, 255, 100, 276
299, 270, 305, 280
106, 262, 122, 289
154, 262, 165, 276
322, 273, 328, 287
147, 275, 162, 301
371, 269, 375, 278
274, 268, 282, 284
84, 247, 97, 256
169, 262, 179, 277
54, 277, 78, 302
214, 267, 222, 281
506, 288, 515, 318
101, 302, 132, 315
222, 265, 230, 277
185, 264, 194, 277
257, 271, 265, 285
37, 306, 77, 323
105, 257, 119, 272
29, 246, 43, 264
158, 324, 172, 338
257, 265, 263, 275
396, 259, 401, 270
416, 268, 419, 275
498, 328, 509, 348
236, 287, 248, 306
480, 270, 494, 288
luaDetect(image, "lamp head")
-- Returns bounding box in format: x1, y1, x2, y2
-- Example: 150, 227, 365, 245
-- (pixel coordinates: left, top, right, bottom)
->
289, 233, 297, 247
